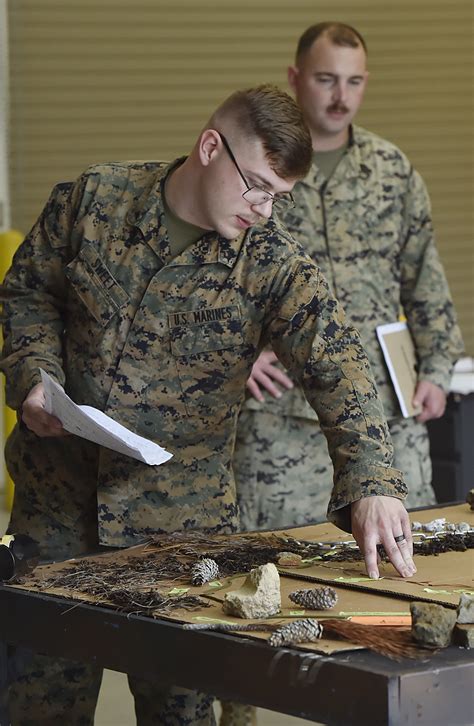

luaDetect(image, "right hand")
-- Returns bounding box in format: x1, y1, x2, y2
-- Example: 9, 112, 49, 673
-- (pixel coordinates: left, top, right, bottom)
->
246, 350, 294, 402
21, 383, 67, 437
351, 496, 416, 580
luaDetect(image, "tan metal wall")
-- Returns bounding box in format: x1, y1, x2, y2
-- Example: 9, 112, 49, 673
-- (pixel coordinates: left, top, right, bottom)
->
7, 0, 473, 353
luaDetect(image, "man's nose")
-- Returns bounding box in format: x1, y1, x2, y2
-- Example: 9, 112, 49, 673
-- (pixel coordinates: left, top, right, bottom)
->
252, 198, 273, 219
333, 80, 348, 103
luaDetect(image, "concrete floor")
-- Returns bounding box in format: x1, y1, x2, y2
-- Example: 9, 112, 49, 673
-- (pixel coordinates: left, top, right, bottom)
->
1, 503, 315, 725
96, 669, 314, 725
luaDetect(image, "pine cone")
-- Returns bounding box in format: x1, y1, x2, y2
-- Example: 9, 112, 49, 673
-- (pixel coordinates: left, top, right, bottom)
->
191, 558, 219, 585
268, 618, 323, 647
289, 586, 338, 610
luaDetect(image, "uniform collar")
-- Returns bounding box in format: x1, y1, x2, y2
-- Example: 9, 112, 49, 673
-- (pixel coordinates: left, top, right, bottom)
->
127, 158, 247, 268
167, 228, 247, 268
302, 125, 365, 190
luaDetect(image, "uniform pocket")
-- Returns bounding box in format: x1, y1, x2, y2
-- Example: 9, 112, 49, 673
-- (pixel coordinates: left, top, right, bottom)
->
65, 244, 129, 326
169, 305, 248, 417
352, 195, 402, 259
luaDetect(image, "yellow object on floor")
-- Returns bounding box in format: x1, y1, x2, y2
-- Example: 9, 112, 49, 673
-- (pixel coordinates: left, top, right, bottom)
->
220, 701, 257, 726
0, 229, 24, 510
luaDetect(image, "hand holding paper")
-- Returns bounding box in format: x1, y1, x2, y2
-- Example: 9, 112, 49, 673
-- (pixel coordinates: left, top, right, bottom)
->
412, 380, 446, 423
40, 369, 172, 466
21, 382, 66, 437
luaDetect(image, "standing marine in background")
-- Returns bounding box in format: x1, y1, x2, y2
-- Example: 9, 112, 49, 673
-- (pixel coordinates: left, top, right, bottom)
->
233, 22, 464, 532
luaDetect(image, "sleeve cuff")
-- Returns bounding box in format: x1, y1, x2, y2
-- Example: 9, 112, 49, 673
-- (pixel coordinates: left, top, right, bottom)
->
327, 465, 407, 533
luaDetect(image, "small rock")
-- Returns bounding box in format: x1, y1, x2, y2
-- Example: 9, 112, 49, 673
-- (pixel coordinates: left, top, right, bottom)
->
457, 593, 474, 624
422, 518, 446, 533
276, 551, 303, 567
455, 522, 471, 533
411, 521, 423, 532
410, 602, 457, 647
452, 624, 474, 648
223, 563, 281, 619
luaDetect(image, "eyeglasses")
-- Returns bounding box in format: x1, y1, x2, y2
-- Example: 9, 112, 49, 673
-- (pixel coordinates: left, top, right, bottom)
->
218, 132, 295, 211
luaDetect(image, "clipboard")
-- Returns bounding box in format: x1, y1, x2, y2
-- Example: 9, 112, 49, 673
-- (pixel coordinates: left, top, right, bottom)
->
376, 322, 421, 418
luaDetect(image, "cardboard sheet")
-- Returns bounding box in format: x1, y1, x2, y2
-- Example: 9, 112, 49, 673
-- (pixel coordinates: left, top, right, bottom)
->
278, 503, 473, 608
8, 503, 473, 655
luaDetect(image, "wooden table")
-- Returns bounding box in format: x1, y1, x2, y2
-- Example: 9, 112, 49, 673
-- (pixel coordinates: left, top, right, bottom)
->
0, 583, 473, 725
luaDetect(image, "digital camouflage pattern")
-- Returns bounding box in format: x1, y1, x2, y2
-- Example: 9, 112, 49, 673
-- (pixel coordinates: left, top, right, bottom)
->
235, 409, 434, 530
0, 159, 407, 549
243, 126, 464, 423
235, 126, 463, 525
7, 646, 215, 726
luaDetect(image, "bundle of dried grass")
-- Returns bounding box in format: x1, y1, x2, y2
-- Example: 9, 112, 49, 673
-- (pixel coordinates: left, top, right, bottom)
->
19, 558, 208, 615
413, 532, 474, 556
145, 530, 331, 573
184, 618, 435, 660
322, 619, 435, 660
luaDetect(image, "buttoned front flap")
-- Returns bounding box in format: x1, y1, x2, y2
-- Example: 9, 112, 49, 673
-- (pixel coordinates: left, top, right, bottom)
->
65, 243, 129, 326
169, 305, 249, 417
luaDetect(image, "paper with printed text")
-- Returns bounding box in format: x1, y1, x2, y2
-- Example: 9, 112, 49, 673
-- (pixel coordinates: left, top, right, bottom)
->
40, 369, 173, 466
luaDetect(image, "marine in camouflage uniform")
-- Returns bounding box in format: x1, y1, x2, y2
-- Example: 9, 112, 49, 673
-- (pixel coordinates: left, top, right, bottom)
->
234, 31, 464, 532
1, 138, 407, 722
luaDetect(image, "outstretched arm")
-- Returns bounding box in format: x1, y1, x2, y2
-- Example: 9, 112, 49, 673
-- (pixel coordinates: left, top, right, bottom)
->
265, 258, 409, 575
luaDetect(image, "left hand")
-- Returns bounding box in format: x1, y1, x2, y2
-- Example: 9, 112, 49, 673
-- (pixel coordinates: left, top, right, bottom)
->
246, 350, 294, 402
413, 380, 446, 423
351, 496, 416, 579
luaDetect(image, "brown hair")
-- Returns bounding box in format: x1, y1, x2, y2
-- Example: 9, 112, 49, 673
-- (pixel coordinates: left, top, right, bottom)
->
296, 22, 367, 64
210, 84, 312, 179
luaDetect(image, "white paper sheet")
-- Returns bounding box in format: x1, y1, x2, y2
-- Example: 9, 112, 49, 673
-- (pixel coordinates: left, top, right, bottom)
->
40, 369, 173, 466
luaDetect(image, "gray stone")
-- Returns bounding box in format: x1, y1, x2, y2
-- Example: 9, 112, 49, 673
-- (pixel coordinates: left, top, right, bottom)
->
422, 518, 446, 533
223, 563, 281, 619
452, 624, 474, 648
410, 602, 457, 647
457, 593, 474, 624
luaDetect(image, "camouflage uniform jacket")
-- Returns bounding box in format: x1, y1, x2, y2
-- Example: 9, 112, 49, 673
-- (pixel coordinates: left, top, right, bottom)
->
244, 125, 464, 422
0, 160, 406, 546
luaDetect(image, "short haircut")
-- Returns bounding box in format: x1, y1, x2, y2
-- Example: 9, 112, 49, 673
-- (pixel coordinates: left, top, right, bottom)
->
210, 84, 312, 180
296, 22, 367, 64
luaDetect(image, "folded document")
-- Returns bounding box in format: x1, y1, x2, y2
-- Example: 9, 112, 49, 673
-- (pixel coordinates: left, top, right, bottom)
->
40, 369, 173, 466
376, 322, 422, 418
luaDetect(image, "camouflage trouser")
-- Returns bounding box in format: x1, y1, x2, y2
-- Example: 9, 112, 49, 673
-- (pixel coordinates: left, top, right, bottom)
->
233, 409, 435, 531
3, 490, 216, 726
219, 702, 257, 726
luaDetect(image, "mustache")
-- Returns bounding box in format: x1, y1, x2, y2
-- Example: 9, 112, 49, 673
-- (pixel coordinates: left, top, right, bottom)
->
327, 103, 349, 114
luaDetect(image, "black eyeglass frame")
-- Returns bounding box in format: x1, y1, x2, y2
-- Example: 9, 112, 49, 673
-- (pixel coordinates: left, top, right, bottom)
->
217, 132, 295, 209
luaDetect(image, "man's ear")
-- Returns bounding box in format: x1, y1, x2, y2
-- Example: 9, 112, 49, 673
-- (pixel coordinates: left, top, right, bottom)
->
287, 65, 299, 93
199, 129, 220, 167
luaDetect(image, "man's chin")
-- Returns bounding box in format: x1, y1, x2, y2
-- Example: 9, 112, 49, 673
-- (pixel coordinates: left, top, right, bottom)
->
216, 219, 252, 240
214, 225, 240, 241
